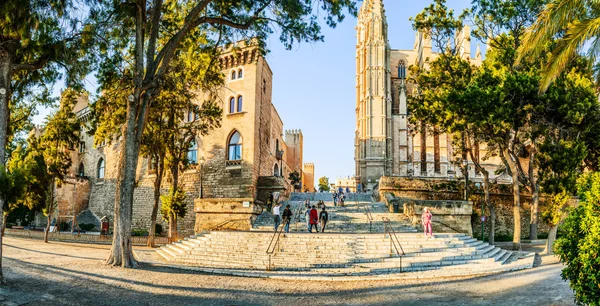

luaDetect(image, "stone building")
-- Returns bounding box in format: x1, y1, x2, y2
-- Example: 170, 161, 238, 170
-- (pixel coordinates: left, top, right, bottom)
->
354, 0, 503, 190
51, 41, 311, 235
302, 163, 315, 192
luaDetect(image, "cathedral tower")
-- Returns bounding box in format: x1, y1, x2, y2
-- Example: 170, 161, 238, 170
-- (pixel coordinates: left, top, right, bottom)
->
355, 0, 393, 189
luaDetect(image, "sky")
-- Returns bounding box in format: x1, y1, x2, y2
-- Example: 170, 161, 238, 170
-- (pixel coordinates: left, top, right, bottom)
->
33, 0, 477, 184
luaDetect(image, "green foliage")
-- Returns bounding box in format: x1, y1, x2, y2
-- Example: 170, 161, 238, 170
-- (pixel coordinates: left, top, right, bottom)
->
555, 172, 600, 305
160, 187, 187, 220
318, 176, 330, 192
288, 171, 301, 188
154, 223, 163, 236
79, 223, 96, 231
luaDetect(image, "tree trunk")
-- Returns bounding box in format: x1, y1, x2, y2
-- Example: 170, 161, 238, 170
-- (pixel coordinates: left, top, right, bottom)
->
528, 146, 540, 241
530, 185, 540, 240
43, 177, 55, 243
1, 213, 6, 237
504, 148, 522, 251
0, 46, 14, 285
147, 155, 164, 248
483, 171, 495, 245
168, 213, 173, 242
168, 163, 179, 241
544, 224, 558, 255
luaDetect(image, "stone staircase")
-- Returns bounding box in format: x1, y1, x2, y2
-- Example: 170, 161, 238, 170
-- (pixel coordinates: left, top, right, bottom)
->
157, 231, 535, 280
253, 192, 417, 233
156, 192, 535, 280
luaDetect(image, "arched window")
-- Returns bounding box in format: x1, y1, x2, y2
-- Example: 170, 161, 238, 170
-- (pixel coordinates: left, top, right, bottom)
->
78, 163, 85, 177
231, 70, 237, 80
97, 158, 105, 179
237, 95, 243, 112
229, 97, 235, 113
238, 69, 243, 78
187, 139, 198, 164
273, 164, 279, 177
228, 131, 242, 161
398, 60, 406, 79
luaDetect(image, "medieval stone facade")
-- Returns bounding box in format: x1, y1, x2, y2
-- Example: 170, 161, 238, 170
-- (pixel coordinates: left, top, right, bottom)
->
52, 42, 310, 235
355, 0, 504, 190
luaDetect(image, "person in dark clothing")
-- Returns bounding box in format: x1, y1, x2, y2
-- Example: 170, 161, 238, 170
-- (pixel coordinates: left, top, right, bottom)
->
333, 192, 338, 207
282, 205, 293, 233
309, 205, 319, 233
319, 206, 329, 233
267, 192, 273, 212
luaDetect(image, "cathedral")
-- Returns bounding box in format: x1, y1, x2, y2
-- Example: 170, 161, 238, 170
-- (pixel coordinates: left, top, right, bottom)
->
354, 0, 503, 190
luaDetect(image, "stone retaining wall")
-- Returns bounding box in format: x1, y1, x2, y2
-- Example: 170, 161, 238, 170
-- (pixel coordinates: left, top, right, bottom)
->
194, 198, 262, 232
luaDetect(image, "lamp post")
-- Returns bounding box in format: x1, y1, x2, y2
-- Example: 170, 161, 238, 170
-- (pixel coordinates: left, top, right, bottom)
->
200, 156, 205, 199
462, 159, 469, 200
475, 182, 484, 241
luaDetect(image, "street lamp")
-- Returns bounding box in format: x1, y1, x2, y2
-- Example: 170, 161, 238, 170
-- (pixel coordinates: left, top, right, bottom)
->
475, 182, 484, 241
200, 156, 205, 199
462, 159, 469, 200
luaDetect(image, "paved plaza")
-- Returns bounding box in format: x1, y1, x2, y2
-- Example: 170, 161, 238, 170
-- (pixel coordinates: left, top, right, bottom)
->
1, 236, 574, 305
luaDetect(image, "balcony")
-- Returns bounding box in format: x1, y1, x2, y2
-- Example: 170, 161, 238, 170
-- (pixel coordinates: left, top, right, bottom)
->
226, 160, 243, 169
275, 149, 284, 161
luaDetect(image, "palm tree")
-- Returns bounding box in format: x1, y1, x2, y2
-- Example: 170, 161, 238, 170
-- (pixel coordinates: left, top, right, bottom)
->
517, 0, 600, 91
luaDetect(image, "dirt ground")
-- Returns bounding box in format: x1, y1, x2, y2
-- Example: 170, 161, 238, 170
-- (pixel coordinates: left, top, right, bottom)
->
0, 236, 575, 306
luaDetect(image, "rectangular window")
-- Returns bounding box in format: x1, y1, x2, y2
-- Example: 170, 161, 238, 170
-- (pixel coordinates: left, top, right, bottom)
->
79, 142, 85, 153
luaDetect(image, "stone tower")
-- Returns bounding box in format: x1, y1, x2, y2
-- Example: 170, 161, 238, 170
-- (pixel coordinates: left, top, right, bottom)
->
303, 163, 315, 192
284, 129, 303, 175
355, 0, 393, 190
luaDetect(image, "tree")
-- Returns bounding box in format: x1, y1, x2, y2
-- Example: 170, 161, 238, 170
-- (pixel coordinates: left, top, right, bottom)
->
555, 172, 600, 305
160, 187, 187, 241
288, 171, 301, 191
0, 164, 27, 237
138, 37, 222, 248
0, 0, 89, 283
469, 0, 546, 249
318, 176, 330, 192
517, 0, 600, 91
88, 0, 357, 267
38, 90, 82, 242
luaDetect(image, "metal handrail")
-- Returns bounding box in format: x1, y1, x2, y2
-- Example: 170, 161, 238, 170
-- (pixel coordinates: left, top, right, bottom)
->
210, 219, 248, 231
382, 217, 406, 272
294, 203, 304, 232
266, 218, 287, 271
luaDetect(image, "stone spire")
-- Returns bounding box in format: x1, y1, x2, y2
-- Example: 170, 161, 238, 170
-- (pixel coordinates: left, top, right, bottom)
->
476, 44, 482, 61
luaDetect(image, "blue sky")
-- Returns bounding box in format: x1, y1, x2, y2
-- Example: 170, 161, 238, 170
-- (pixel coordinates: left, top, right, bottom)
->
266, 0, 475, 183
34, 0, 476, 184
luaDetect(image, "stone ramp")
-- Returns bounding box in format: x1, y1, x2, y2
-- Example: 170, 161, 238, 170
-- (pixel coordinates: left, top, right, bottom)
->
289, 192, 373, 203
253, 200, 417, 233
156, 231, 535, 280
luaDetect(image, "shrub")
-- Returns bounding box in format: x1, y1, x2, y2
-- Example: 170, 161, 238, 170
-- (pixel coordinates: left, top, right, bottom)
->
79, 223, 95, 231
555, 172, 600, 305
155, 223, 163, 236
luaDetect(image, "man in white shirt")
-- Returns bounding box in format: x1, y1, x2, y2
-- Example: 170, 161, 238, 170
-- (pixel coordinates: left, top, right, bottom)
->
272, 202, 282, 231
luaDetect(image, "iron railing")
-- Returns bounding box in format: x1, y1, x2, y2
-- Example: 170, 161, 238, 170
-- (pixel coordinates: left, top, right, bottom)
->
5, 228, 170, 246
382, 217, 406, 272
266, 218, 287, 271
209, 219, 248, 231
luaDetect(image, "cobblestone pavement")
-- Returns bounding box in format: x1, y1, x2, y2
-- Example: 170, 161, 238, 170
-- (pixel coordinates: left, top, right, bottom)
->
1, 237, 574, 306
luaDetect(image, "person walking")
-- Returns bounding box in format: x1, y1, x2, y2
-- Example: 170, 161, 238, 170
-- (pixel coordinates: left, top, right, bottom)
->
282, 204, 293, 233
421, 207, 433, 238
332, 192, 338, 207
309, 205, 319, 233
319, 206, 329, 233
273, 202, 282, 231
267, 192, 274, 212
304, 205, 312, 232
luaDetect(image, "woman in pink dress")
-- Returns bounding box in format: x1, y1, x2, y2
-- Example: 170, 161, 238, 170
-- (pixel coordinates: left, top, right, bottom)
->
421, 207, 433, 238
